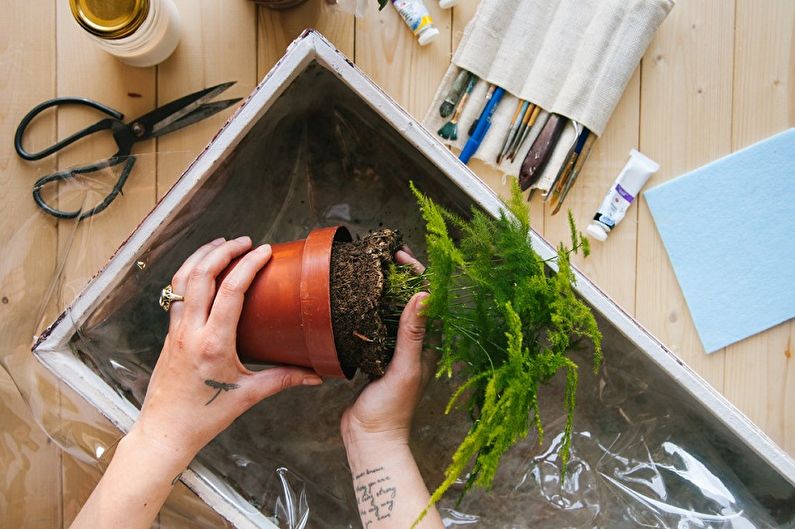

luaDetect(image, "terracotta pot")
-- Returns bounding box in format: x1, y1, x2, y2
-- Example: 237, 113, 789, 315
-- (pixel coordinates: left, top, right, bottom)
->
224, 226, 354, 379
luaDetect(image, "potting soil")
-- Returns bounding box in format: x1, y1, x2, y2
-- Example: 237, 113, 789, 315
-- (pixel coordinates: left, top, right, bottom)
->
330, 229, 403, 378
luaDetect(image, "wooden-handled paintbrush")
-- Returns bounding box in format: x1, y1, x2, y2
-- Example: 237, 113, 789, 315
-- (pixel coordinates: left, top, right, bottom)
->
497, 100, 529, 164
508, 105, 541, 163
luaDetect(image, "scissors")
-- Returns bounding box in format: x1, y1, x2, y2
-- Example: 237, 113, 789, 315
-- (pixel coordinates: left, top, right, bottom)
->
14, 82, 241, 220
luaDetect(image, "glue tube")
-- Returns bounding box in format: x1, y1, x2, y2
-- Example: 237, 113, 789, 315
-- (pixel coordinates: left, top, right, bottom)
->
391, 0, 439, 45
586, 149, 660, 242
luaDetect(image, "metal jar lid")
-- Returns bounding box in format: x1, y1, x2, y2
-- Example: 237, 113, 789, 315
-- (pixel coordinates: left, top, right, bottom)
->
69, 0, 151, 40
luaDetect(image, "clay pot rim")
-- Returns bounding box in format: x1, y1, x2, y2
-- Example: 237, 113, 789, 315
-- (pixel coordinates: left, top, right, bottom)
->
300, 225, 354, 379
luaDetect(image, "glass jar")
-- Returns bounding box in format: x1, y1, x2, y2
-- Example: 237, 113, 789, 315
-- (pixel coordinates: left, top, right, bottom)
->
69, 0, 182, 67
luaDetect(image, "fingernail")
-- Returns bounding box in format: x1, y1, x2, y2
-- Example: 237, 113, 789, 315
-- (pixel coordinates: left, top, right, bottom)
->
401, 245, 416, 258
257, 243, 271, 254
211, 237, 225, 245
416, 292, 430, 313
235, 235, 251, 244
302, 376, 323, 386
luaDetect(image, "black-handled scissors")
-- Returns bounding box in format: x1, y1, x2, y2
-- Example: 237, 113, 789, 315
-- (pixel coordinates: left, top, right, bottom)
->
15, 81, 241, 220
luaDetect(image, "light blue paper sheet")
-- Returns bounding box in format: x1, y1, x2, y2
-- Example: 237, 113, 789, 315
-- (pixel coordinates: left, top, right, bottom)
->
643, 128, 795, 353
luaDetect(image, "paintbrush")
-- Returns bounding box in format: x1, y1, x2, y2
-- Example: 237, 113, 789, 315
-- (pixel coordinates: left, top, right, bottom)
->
551, 131, 596, 214
497, 100, 529, 164
546, 124, 586, 203
467, 85, 496, 137
508, 105, 541, 162
440, 70, 472, 118
437, 75, 478, 141
545, 122, 583, 199
519, 113, 567, 191
504, 103, 534, 162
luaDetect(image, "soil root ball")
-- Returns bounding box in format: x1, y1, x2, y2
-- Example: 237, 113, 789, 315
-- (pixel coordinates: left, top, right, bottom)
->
330, 228, 403, 377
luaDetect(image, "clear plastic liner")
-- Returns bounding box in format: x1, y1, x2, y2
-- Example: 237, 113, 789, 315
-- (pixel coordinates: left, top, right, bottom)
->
4, 61, 794, 528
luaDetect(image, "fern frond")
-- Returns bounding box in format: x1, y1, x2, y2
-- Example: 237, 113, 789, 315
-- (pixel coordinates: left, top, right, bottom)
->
394, 180, 601, 525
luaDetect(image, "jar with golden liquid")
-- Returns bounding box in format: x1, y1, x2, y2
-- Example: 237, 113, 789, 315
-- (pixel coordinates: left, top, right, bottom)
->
69, 0, 182, 67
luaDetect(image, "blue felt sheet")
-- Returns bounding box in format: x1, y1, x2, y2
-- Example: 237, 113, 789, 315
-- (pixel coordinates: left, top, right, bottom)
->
643, 128, 795, 353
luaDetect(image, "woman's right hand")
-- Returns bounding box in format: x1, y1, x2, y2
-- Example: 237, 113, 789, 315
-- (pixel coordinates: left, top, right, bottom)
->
340, 249, 433, 448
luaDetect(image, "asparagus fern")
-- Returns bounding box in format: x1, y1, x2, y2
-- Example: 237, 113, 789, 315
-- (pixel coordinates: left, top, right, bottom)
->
388, 181, 602, 523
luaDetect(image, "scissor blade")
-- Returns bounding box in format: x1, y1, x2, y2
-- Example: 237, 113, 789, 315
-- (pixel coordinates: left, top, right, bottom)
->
133, 81, 236, 138
149, 99, 242, 138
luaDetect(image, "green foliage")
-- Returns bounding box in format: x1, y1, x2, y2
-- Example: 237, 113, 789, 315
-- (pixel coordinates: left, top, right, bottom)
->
395, 181, 602, 525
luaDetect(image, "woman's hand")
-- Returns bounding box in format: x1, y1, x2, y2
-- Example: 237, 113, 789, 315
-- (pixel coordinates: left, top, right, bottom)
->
339, 249, 443, 528
133, 236, 322, 458
72, 236, 322, 529
340, 248, 432, 447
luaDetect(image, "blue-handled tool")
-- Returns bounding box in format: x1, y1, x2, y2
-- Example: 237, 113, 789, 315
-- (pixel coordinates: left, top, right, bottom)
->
459, 86, 505, 164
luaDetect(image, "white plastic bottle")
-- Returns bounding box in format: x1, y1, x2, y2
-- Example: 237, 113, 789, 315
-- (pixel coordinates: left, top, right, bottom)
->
587, 149, 660, 242
391, 0, 440, 46
70, 0, 182, 68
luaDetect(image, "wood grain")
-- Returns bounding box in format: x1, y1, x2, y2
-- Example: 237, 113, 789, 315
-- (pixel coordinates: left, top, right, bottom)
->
543, 70, 641, 313
636, 0, 734, 390
723, 0, 795, 455
55, 3, 157, 527
355, 1, 452, 117
257, 0, 354, 76
156, 0, 258, 198
0, 0, 61, 527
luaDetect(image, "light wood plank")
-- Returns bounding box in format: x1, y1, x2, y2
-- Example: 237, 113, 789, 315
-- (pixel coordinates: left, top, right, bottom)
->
724, 0, 795, 457
54, 3, 158, 304
156, 0, 258, 198
257, 0, 354, 76
0, 1, 61, 527
355, 1, 452, 118
55, 5, 158, 525
0, 370, 62, 528
543, 70, 641, 313
450, 0, 544, 233
61, 454, 103, 528
636, 0, 735, 391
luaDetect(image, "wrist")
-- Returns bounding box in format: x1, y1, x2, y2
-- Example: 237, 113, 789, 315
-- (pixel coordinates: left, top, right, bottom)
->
342, 424, 411, 456
124, 422, 198, 469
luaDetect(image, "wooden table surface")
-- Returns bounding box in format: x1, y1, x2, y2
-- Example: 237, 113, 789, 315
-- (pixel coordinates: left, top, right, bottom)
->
1, 1, 793, 526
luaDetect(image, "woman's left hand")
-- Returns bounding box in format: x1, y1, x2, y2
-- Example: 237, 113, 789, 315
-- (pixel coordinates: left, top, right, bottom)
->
133, 236, 322, 459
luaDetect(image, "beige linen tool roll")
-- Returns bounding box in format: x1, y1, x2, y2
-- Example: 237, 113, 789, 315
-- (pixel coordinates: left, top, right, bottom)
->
425, 0, 674, 191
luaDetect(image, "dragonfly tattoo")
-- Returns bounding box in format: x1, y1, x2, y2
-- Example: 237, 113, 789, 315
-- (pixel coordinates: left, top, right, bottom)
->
204, 379, 240, 405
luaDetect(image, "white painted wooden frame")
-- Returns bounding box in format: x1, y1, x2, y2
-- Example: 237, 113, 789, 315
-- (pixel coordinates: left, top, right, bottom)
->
32, 30, 795, 527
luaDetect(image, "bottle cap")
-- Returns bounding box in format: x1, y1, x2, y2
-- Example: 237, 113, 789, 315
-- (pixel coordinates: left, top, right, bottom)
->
586, 223, 608, 242
69, 0, 150, 40
417, 26, 440, 46
438, 0, 458, 8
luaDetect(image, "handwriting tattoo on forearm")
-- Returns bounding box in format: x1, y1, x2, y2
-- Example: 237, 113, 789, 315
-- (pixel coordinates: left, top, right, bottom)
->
204, 379, 239, 405
354, 467, 396, 528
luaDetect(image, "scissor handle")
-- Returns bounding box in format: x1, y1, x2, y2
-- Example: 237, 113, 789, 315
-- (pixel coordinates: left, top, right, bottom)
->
15, 98, 124, 161
33, 155, 136, 220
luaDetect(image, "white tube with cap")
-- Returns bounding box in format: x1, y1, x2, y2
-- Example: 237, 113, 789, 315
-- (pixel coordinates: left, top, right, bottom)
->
586, 149, 660, 242
391, 0, 440, 45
